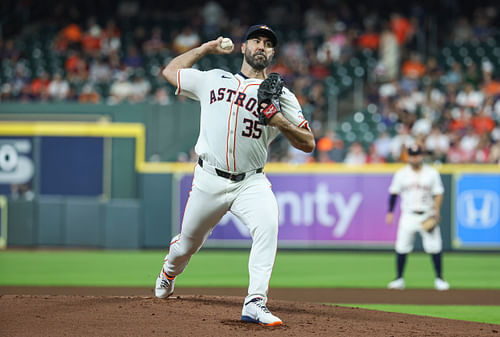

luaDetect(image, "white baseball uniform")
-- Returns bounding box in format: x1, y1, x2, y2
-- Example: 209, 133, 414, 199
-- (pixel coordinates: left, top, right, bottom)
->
162, 68, 309, 303
388, 164, 444, 254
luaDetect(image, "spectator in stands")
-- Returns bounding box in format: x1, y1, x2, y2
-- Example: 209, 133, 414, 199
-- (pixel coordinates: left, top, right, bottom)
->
447, 139, 467, 163
153, 87, 170, 105
464, 61, 481, 88
67, 56, 89, 84
129, 74, 151, 102
481, 66, 500, 98
424, 56, 444, 86
30, 71, 51, 101
307, 81, 328, 113
269, 55, 294, 82
390, 12, 413, 46
1, 39, 20, 61
316, 130, 344, 162
100, 19, 121, 56
378, 22, 400, 81
390, 124, 414, 161
89, 56, 112, 83
282, 36, 308, 67
425, 125, 450, 163
123, 45, 142, 68
317, 22, 347, 64
449, 107, 470, 133
474, 134, 491, 163
401, 52, 426, 79
65, 50, 82, 74
358, 25, 379, 51
411, 111, 433, 137
172, 26, 201, 54
442, 61, 463, 86
452, 17, 473, 43
0, 83, 12, 101
456, 82, 483, 108
344, 142, 367, 164
81, 17, 102, 56
78, 83, 100, 103
109, 51, 127, 80
11, 63, 29, 97
109, 73, 132, 104
459, 127, 480, 162
366, 143, 386, 163
48, 73, 70, 101
54, 23, 83, 51
489, 141, 500, 164
471, 104, 495, 135
144, 26, 167, 55
133, 26, 148, 51
373, 131, 392, 159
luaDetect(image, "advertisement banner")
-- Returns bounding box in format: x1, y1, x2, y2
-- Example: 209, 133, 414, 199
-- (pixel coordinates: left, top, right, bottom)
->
178, 173, 399, 247
0, 138, 35, 197
455, 174, 500, 247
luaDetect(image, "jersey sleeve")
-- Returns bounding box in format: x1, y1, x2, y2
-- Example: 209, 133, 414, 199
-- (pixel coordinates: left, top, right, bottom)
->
279, 88, 310, 129
175, 68, 205, 101
388, 170, 402, 194
432, 169, 445, 195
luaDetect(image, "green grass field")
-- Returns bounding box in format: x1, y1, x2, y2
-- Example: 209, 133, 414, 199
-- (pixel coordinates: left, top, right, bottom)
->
1, 250, 499, 324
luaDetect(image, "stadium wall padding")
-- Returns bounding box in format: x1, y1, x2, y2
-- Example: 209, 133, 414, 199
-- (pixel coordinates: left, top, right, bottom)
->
7, 197, 145, 248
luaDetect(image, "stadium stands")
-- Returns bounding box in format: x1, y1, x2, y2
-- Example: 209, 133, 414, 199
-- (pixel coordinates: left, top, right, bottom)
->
1, 1, 499, 164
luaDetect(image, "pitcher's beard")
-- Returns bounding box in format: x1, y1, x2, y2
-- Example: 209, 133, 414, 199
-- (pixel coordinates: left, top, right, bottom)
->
245, 50, 271, 71
410, 162, 422, 170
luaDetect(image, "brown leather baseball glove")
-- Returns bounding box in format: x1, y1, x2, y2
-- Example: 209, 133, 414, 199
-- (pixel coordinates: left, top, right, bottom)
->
421, 216, 438, 232
257, 72, 284, 125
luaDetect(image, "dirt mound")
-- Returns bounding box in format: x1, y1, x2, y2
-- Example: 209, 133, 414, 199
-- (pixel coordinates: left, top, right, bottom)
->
1, 293, 498, 337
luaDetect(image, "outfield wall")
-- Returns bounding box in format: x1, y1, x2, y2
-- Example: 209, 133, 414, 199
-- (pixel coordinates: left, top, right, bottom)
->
0, 103, 499, 250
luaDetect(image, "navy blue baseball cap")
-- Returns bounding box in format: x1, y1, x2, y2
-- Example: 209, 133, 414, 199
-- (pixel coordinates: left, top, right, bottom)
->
408, 144, 423, 156
245, 24, 278, 46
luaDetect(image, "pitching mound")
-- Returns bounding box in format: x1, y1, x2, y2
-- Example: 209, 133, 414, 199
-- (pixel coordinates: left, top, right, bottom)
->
1, 287, 499, 336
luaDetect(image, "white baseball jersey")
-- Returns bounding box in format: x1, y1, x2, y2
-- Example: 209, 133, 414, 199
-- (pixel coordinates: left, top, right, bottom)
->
389, 164, 444, 254
388, 164, 444, 213
176, 68, 309, 173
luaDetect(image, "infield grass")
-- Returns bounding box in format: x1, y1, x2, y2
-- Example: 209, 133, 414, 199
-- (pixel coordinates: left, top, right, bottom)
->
0, 250, 499, 288
335, 304, 500, 325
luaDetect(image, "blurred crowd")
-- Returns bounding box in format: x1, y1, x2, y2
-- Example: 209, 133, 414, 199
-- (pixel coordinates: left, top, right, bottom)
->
1, 1, 499, 164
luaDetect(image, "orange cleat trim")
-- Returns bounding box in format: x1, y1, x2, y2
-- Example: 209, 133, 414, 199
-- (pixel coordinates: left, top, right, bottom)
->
260, 321, 283, 327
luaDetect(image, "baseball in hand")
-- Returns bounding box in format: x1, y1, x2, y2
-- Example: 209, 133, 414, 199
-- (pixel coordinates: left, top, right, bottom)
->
220, 37, 233, 50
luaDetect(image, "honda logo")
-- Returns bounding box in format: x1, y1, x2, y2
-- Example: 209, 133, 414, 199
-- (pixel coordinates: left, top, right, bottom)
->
458, 190, 499, 229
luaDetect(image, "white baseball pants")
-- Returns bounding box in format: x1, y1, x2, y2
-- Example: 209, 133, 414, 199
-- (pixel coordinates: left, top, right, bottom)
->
163, 164, 279, 303
395, 212, 443, 254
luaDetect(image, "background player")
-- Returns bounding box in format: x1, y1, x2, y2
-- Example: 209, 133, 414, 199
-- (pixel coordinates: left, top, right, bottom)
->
386, 145, 450, 291
154, 25, 315, 326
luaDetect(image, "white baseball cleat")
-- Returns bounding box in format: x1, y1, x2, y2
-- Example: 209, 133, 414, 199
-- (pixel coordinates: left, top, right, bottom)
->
434, 278, 450, 291
241, 297, 283, 326
387, 278, 405, 290
155, 269, 175, 299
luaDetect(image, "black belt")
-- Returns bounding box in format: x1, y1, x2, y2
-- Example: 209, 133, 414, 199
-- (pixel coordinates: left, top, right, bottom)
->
198, 158, 263, 182
412, 210, 425, 215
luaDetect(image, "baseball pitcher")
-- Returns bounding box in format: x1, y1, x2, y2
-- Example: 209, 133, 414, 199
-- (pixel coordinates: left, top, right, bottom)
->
386, 145, 450, 291
154, 24, 315, 326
